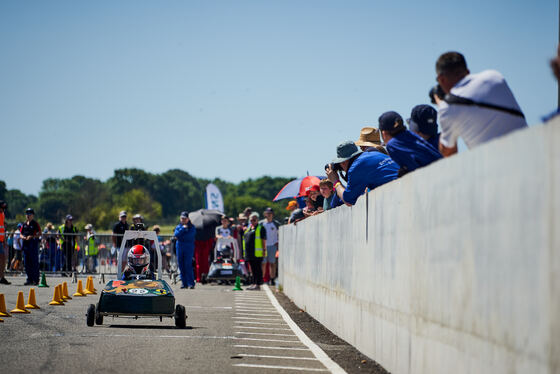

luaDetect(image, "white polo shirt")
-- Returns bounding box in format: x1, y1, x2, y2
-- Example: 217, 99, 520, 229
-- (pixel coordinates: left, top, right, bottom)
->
438, 70, 527, 149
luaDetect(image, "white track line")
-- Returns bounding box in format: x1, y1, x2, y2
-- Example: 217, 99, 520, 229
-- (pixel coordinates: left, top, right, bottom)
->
233, 363, 328, 372
233, 337, 301, 343
236, 332, 296, 337
235, 312, 281, 317
235, 344, 310, 351
238, 353, 318, 361
233, 317, 284, 321
185, 305, 232, 309
235, 326, 292, 331
235, 321, 287, 325
263, 285, 347, 374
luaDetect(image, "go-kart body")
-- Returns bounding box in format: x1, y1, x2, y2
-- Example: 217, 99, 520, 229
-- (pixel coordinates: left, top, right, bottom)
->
87, 230, 186, 327
207, 237, 249, 282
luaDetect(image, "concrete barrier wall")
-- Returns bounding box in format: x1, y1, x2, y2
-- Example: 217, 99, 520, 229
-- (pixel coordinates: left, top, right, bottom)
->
279, 119, 560, 374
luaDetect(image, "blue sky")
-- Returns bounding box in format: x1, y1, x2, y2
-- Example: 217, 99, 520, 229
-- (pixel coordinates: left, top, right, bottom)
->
1, 0, 558, 195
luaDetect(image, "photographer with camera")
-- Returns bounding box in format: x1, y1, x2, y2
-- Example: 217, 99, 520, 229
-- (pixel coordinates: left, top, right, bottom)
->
432, 51, 527, 157
325, 140, 399, 206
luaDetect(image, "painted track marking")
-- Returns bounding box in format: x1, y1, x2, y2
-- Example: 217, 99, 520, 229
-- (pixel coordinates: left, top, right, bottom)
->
237, 353, 318, 361
235, 344, 311, 351
262, 285, 347, 374
233, 363, 328, 372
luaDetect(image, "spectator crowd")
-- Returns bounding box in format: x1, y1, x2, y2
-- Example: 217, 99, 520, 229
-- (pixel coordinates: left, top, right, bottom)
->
287, 51, 531, 224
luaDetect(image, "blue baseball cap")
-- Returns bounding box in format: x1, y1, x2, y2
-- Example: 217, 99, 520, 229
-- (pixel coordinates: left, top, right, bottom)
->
408, 105, 438, 137
378, 111, 404, 131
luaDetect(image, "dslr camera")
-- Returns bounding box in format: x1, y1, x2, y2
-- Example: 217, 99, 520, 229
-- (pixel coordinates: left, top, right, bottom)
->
429, 84, 446, 104
324, 163, 341, 172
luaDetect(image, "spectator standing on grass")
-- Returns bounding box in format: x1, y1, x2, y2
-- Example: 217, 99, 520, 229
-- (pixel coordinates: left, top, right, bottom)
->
21, 208, 41, 285
261, 207, 280, 285
58, 214, 78, 276
215, 215, 233, 239
84, 224, 98, 273
379, 111, 442, 177
408, 105, 442, 153
243, 212, 266, 290
0, 201, 10, 284
174, 211, 196, 289
234, 213, 248, 258
433, 51, 527, 156
10, 223, 23, 271
326, 140, 399, 206
319, 179, 335, 211
112, 211, 129, 271
43, 222, 59, 272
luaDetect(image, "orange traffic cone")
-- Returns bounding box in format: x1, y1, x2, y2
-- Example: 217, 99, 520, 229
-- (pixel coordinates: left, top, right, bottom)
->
25, 288, 40, 309
49, 285, 64, 306
84, 277, 96, 295
61, 282, 72, 300
73, 280, 86, 297
0, 294, 11, 317
87, 276, 97, 292
11, 291, 30, 313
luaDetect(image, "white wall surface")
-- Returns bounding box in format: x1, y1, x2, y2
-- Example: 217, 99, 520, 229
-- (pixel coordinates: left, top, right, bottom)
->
279, 119, 560, 374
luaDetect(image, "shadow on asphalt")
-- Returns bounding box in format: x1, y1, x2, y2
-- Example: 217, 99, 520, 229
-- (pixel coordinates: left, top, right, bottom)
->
107, 324, 200, 330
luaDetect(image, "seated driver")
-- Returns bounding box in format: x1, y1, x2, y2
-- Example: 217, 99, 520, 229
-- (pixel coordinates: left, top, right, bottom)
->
122, 245, 154, 280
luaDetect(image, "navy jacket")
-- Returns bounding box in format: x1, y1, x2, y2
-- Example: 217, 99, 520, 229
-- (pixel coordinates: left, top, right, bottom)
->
174, 223, 196, 252
386, 131, 442, 173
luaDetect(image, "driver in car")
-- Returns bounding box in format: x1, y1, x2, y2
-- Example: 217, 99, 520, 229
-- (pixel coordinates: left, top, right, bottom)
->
122, 245, 155, 280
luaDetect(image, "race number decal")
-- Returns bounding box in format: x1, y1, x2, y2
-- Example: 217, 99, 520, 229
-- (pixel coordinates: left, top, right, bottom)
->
128, 288, 149, 295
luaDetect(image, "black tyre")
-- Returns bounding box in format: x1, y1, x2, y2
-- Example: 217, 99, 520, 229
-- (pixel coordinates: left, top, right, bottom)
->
95, 303, 103, 325
86, 304, 95, 327
174, 304, 186, 329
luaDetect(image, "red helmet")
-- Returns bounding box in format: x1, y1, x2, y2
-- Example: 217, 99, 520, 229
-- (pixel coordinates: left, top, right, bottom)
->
127, 245, 150, 272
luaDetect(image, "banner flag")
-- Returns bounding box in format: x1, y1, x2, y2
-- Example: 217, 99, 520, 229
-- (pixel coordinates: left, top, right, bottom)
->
205, 183, 224, 213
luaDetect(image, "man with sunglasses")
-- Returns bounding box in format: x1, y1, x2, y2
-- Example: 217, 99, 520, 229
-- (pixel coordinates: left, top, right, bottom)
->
433, 51, 527, 157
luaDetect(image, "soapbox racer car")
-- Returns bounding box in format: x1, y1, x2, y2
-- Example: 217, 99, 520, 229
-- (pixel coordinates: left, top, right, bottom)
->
207, 237, 249, 284
86, 229, 187, 328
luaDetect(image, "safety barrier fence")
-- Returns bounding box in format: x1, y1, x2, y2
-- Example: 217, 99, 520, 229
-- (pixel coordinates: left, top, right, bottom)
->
279, 120, 560, 374
5, 232, 178, 275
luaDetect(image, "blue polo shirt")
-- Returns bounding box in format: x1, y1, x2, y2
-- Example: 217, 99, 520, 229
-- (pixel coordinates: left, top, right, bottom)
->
427, 133, 441, 154
386, 131, 442, 172
342, 152, 399, 205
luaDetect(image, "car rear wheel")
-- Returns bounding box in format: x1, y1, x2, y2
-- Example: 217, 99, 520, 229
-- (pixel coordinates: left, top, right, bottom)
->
95, 303, 103, 325
86, 304, 95, 327
174, 304, 186, 328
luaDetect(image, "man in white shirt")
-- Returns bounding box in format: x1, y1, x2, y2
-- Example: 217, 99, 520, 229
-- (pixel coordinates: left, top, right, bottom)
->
261, 207, 280, 285
433, 52, 527, 156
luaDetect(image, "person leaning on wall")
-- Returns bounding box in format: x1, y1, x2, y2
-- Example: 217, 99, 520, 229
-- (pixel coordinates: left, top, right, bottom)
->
432, 51, 527, 157
325, 140, 399, 206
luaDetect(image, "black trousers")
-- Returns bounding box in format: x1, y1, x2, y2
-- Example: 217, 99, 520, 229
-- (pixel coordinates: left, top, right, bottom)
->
249, 258, 263, 285
62, 243, 73, 272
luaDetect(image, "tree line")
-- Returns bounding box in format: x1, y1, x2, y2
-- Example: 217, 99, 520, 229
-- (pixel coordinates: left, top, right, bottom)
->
0, 169, 294, 230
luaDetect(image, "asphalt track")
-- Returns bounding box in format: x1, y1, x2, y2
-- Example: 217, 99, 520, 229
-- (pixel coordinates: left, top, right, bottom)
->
0, 275, 367, 374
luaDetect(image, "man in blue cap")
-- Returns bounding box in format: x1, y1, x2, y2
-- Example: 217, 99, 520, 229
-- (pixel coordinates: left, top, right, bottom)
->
408, 104, 441, 153
379, 111, 442, 177
325, 140, 399, 206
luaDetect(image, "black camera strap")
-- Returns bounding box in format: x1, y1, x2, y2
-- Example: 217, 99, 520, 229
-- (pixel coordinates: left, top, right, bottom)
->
444, 93, 525, 119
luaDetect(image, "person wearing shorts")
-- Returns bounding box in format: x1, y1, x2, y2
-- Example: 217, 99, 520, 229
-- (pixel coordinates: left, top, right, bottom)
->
261, 207, 280, 285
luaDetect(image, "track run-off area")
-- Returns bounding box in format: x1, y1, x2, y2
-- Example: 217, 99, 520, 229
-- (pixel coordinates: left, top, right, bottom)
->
0, 275, 348, 374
